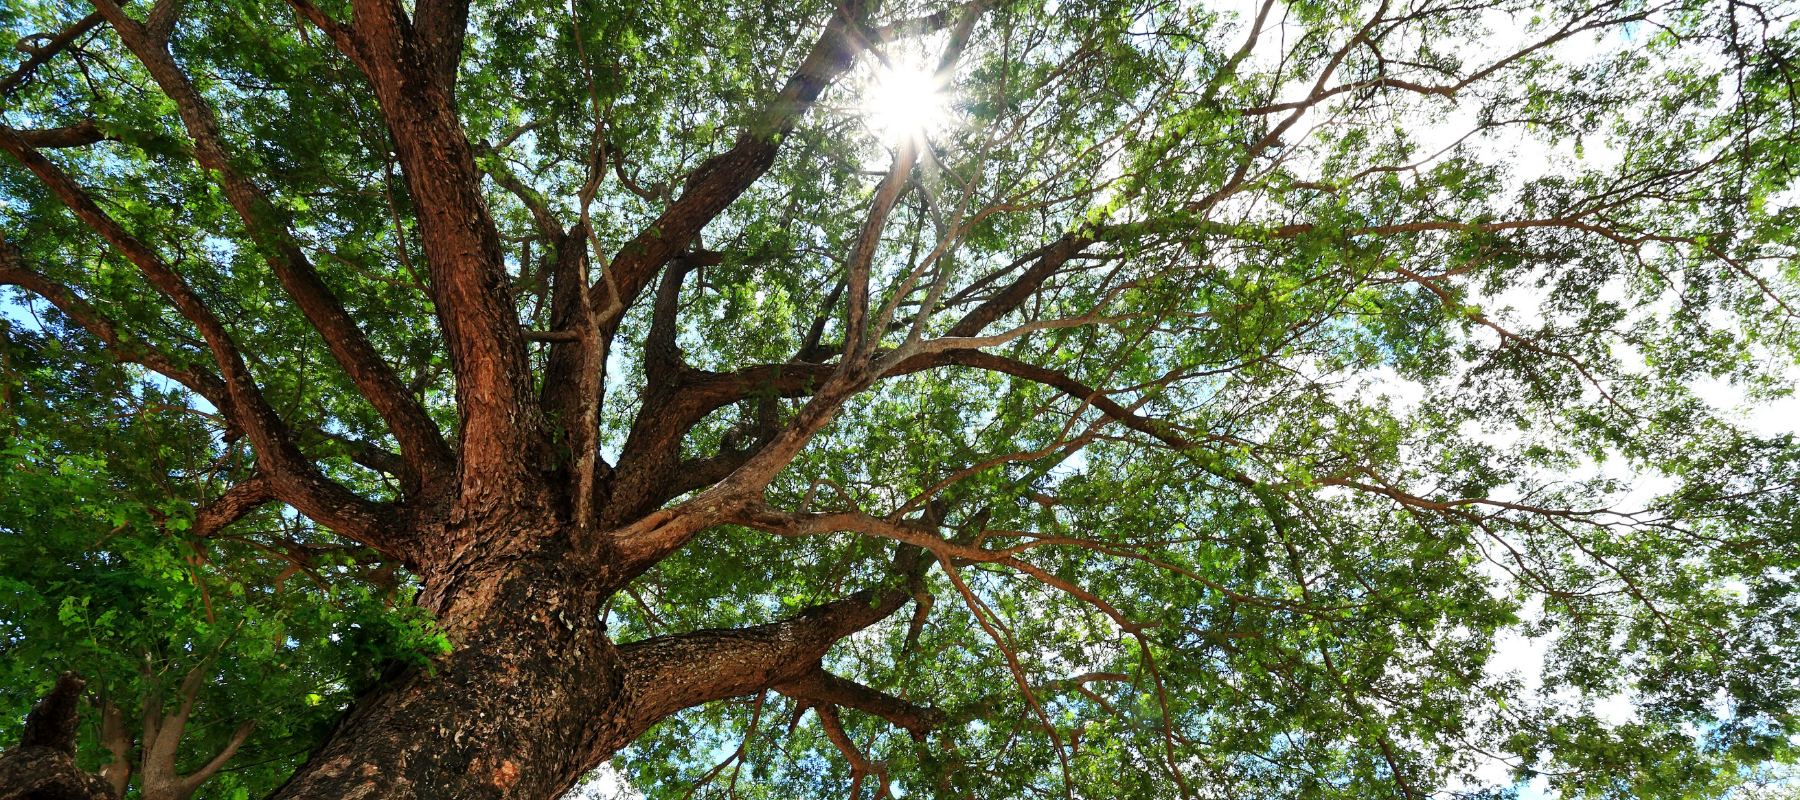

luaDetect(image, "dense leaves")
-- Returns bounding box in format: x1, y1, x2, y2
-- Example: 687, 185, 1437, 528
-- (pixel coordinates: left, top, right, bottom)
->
0, 319, 447, 799
4, 0, 1800, 797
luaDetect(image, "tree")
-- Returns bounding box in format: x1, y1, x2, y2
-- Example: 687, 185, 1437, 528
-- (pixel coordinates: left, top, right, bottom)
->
3, 0, 1799, 796
0, 310, 448, 800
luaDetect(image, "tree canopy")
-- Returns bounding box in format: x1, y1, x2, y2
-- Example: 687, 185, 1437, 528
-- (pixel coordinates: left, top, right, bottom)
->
3, 0, 1800, 797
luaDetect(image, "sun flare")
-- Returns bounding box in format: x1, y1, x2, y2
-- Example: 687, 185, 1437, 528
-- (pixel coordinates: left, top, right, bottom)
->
864, 65, 948, 141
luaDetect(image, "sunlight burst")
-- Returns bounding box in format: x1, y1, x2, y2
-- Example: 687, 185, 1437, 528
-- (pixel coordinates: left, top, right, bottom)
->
864, 65, 948, 142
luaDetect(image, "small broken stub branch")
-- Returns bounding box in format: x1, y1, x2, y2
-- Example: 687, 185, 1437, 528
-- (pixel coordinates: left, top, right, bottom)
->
0, 672, 116, 799
19, 672, 84, 754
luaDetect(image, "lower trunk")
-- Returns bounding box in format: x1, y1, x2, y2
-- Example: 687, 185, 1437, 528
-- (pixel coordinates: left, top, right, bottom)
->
272, 545, 632, 800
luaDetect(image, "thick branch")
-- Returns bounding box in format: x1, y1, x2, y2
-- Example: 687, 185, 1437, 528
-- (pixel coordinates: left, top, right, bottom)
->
192, 475, 277, 537
597, 0, 878, 335
615, 585, 913, 737
944, 233, 1089, 337
318, 0, 542, 498
12, 121, 109, 148
0, 237, 233, 413
137, 666, 255, 800
140, 667, 206, 780
606, 146, 937, 532
775, 667, 945, 741
312, 429, 408, 476
91, 0, 455, 497
599, 221, 1090, 487
408, 0, 469, 92
0, 12, 104, 96
843, 141, 919, 364
172, 721, 254, 800
812, 704, 876, 799
538, 222, 610, 531
594, 262, 703, 523
643, 255, 700, 383
611, 338, 1168, 509
604, 3, 984, 529
0, 125, 402, 556
98, 700, 132, 796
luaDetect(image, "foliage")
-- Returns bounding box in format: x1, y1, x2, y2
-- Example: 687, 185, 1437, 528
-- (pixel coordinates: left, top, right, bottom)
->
0, 318, 447, 799
4, 0, 1800, 797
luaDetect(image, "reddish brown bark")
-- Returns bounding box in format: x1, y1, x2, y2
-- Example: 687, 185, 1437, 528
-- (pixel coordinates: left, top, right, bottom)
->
0, 2, 974, 798
263, 537, 927, 799
0, 0, 1743, 794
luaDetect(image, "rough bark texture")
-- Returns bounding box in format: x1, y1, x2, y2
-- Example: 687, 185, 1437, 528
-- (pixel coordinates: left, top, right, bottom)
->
269, 550, 629, 800
265, 530, 926, 799
0, 750, 114, 800
0, 674, 116, 800
0, 2, 969, 798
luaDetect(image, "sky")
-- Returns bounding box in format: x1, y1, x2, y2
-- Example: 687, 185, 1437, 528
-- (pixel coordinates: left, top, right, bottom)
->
5, 0, 1798, 797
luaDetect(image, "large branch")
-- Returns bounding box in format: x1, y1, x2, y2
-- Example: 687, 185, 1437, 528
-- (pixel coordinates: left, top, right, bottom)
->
774, 667, 945, 741
137, 666, 256, 800
313, 428, 409, 476
607, 141, 919, 525
944, 232, 1090, 337
1, 120, 184, 153
842, 141, 919, 364
2, 240, 411, 481
596, 228, 1097, 514
287, 0, 543, 502
594, 341, 1189, 531
91, 0, 455, 498
192, 475, 278, 537
0, 125, 403, 556
615, 583, 915, 738
407, 0, 468, 92
0, 236, 234, 413
600, 254, 720, 526
538, 222, 609, 531
10, 121, 109, 148
596, 0, 879, 336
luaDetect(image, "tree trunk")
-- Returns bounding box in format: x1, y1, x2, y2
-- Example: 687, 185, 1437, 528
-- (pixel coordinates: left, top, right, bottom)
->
270, 535, 632, 800
263, 510, 926, 800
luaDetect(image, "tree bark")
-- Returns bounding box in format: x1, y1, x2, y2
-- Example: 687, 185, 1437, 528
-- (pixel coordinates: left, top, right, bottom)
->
0, 673, 117, 800
255, 511, 927, 800
268, 524, 626, 800
0, 3, 958, 797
